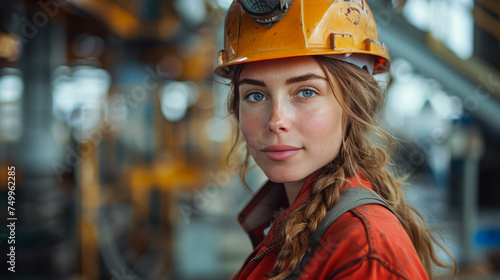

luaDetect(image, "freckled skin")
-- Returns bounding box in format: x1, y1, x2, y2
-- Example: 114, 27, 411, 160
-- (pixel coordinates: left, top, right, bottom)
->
238, 56, 344, 201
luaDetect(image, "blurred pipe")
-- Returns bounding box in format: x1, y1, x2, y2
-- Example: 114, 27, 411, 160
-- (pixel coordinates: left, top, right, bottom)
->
79, 140, 100, 279
462, 126, 484, 261
473, 5, 500, 40
449, 124, 484, 262
17, 19, 64, 175
462, 152, 479, 260
69, 0, 139, 39
14, 16, 75, 278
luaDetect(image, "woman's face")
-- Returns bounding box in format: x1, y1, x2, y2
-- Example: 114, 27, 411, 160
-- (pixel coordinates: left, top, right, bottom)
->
238, 56, 344, 186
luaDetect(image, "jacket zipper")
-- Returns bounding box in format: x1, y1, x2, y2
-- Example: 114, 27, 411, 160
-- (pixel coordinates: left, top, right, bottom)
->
248, 242, 280, 264
236, 242, 280, 279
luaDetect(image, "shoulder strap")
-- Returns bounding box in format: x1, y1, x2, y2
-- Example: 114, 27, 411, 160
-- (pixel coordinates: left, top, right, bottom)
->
286, 187, 394, 280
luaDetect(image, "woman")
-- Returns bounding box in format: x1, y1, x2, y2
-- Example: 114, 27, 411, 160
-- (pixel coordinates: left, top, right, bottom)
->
214, 1, 455, 279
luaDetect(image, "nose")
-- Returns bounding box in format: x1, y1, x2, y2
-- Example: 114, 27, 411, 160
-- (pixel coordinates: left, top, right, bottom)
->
267, 102, 290, 133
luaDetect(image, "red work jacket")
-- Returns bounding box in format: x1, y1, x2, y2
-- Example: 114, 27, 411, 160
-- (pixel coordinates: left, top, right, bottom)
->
231, 173, 429, 280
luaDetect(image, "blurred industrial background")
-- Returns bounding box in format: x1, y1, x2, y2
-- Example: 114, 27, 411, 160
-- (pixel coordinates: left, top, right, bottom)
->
0, 0, 499, 279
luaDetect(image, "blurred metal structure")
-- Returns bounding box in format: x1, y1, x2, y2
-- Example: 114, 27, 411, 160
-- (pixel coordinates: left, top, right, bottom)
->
368, 0, 500, 131
0, 0, 223, 279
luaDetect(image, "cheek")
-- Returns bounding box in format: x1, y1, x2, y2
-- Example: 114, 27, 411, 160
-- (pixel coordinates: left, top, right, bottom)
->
304, 109, 343, 150
238, 108, 261, 144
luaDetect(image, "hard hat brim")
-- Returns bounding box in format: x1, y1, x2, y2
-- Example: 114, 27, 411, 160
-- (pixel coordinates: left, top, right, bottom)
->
215, 49, 390, 79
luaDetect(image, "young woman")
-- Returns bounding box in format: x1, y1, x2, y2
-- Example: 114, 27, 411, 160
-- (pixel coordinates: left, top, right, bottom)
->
214, 1, 455, 279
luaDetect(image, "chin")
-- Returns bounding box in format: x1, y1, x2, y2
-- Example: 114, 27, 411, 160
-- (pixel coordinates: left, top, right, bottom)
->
262, 170, 306, 184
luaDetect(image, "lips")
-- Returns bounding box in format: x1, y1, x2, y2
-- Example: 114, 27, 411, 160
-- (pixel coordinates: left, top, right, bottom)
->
262, 145, 302, 161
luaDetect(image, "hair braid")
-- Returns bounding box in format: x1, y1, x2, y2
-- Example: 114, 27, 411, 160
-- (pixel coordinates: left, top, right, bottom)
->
264, 166, 345, 280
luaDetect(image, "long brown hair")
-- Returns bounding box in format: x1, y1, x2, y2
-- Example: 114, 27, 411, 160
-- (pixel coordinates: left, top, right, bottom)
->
226, 56, 456, 279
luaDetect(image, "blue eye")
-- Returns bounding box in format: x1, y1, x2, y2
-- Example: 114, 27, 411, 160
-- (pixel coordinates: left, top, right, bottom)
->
246, 92, 267, 102
297, 89, 316, 98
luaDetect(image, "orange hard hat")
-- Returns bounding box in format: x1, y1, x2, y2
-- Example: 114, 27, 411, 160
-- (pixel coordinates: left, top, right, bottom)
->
214, 0, 390, 78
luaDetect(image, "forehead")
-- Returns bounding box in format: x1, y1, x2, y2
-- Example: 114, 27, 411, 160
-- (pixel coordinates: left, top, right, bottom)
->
238, 56, 326, 82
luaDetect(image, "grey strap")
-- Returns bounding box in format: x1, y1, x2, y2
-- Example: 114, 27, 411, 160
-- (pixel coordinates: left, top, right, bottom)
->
286, 187, 394, 279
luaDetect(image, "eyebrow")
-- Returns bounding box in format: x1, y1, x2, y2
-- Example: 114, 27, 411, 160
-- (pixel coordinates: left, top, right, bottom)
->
238, 78, 266, 87
238, 73, 326, 87
285, 73, 326, 85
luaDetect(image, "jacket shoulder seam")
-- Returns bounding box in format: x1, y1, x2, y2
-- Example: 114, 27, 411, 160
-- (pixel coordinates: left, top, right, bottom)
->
327, 256, 410, 280
349, 206, 409, 278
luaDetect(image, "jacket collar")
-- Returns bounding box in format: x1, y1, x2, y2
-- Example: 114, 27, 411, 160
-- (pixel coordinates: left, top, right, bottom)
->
237, 171, 372, 247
